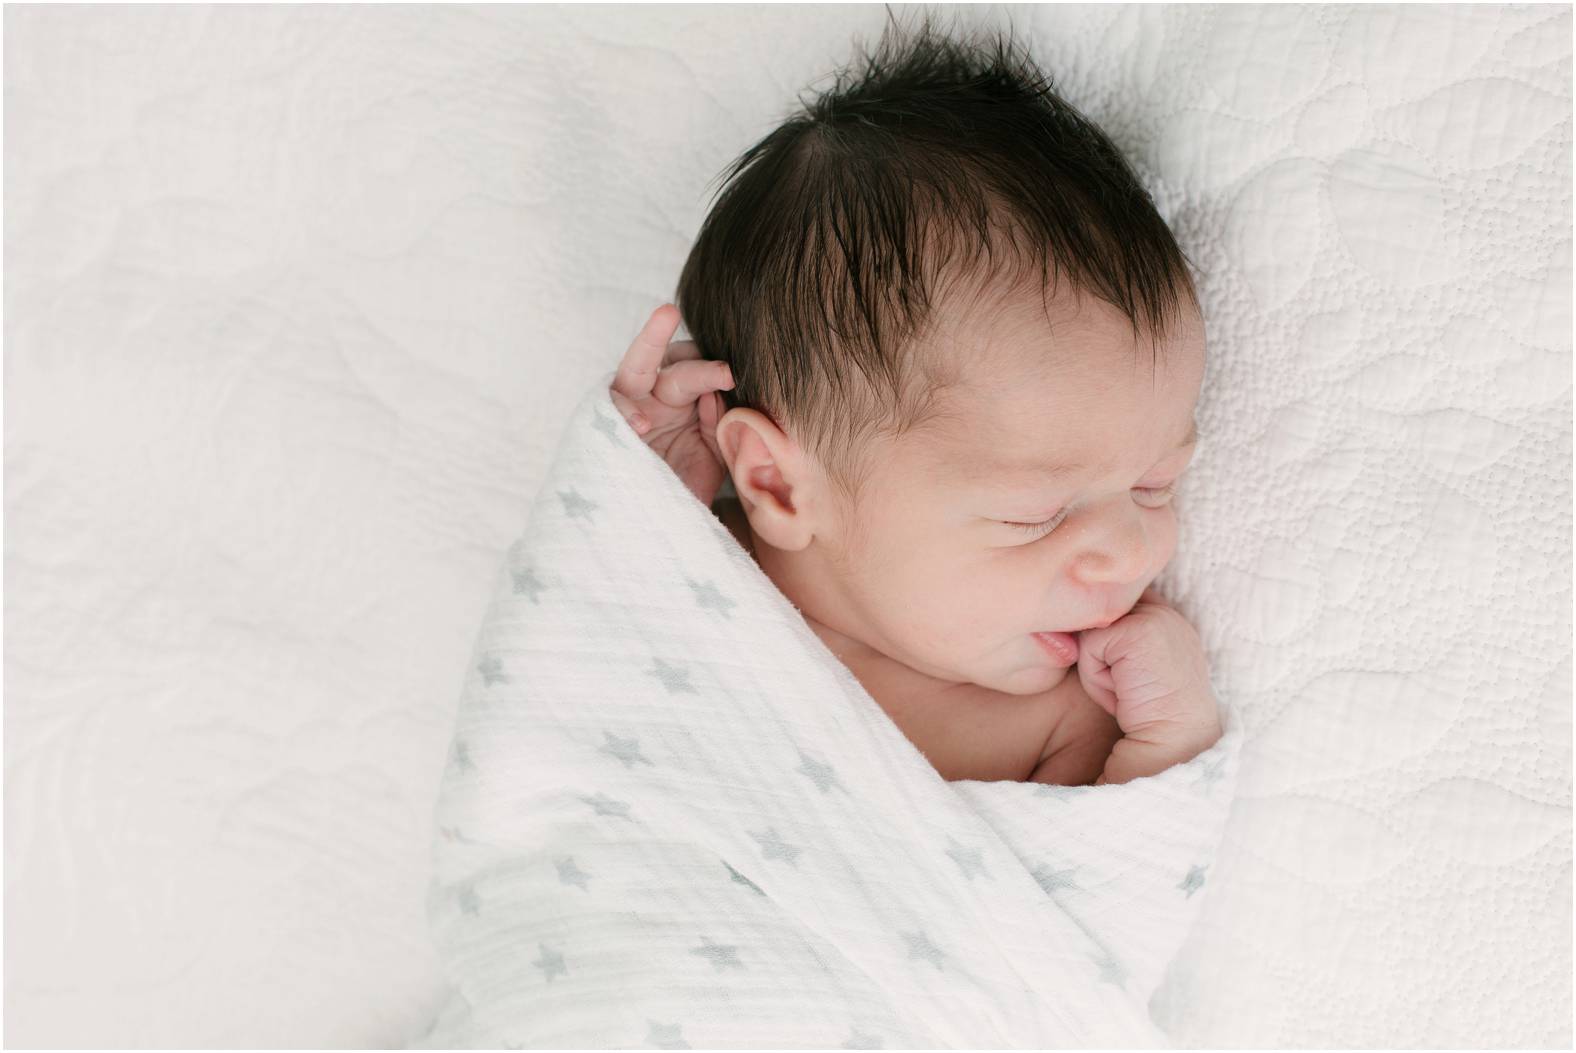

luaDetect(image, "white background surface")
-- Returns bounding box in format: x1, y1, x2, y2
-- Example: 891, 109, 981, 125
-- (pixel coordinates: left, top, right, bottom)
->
5, 4, 1571, 1047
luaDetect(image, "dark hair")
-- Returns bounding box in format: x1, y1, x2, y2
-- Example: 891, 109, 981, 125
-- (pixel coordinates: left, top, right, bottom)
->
674, 10, 1200, 511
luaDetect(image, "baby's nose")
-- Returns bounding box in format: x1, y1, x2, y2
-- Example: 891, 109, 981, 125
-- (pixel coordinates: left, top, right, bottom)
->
1069, 509, 1152, 587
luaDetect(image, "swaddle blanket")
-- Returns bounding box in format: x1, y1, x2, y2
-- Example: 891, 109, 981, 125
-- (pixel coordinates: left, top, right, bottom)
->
416, 372, 1244, 1049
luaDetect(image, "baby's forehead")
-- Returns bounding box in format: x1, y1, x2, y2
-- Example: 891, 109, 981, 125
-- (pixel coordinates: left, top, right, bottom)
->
908, 349, 1200, 480
894, 281, 1203, 468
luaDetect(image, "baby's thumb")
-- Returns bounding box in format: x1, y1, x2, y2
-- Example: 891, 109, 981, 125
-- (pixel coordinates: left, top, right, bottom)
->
1075, 634, 1119, 718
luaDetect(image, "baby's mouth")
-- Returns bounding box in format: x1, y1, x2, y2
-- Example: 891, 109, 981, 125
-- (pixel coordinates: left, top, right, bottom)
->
1029, 631, 1079, 667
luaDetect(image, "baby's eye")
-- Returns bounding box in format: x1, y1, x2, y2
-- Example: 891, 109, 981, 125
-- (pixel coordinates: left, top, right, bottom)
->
1132, 482, 1177, 508
1003, 483, 1179, 540
1003, 507, 1070, 539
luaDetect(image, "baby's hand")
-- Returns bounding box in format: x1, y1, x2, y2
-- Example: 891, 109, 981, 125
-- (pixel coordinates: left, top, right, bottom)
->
610, 304, 734, 507
1075, 587, 1222, 785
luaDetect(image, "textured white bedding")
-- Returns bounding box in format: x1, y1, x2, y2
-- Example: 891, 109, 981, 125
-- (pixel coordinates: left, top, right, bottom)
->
4, 4, 1570, 1048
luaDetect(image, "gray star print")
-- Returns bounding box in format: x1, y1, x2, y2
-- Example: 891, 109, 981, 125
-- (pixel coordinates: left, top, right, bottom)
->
902, 930, 946, 971
451, 740, 476, 773
724, 861, 766, 896
557, 487, 598, 521
1178, 863, 1208, 898
439, 825, 477, 846
1031, 863, 1080, 894
599, 731, 655, 769
579, 792, 635, 821
645, 1020, 690, 1049
511, 565, 546, 603
647, 657, 698, 694
796, 750, 845, 794
686, 578, 737, 619
843, 1027, 885, 1049
555, 856, 592, 891
691, 936, 745, 971
1092, 950, 1127, 988
1196, 753, 1227, 788
944, 838, 991, 881
590, 405, 626, 446
750, 827, 802, 866
534, 943, 567, 983
477, 654, 508, 686
457, 884, 481, 916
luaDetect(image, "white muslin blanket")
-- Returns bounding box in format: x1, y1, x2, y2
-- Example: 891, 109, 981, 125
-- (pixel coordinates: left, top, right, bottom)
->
415, 372, 1244, 1049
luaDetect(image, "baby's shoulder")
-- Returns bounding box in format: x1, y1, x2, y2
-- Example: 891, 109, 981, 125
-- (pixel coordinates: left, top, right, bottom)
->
1030, 676, 1122, 786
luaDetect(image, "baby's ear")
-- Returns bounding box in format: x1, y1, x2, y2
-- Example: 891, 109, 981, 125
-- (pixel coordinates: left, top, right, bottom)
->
715, 408, 816, 552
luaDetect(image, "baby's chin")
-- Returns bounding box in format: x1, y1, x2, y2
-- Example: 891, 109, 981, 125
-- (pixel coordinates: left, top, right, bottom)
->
976, 660, 1074, 696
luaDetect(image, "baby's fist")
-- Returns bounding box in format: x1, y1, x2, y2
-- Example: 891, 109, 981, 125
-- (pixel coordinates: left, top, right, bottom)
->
1076, 587, 1221, 783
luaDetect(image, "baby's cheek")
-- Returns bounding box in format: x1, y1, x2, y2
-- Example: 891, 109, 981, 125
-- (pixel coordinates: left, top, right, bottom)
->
900, 570, 985, 639
1156, 510, 1182, 565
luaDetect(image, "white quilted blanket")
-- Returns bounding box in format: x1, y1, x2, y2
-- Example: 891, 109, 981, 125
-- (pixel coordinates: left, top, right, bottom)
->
414, 375, 1241, 1049
5, 5, 1568, 1048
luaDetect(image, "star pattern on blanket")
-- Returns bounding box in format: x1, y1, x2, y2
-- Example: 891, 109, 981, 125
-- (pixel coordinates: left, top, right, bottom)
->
579, 792, 635, 821
599, 731, 654, 769
1030, 863, 1080, 894
555, 856, 592, 890
901, 930, 947, 971
944, 837, 992, 881
1091, 949, 1127, 988
511, 565, 546, 603
590, 404, 626, 446
428, 385, 1245, 1047
477, 654, 508, 686
691, 936, 745, 971
842, 1027, 885, 1049
686, 577, 737, 619
645, 1020, 691, 1049
557, 487, 598, 521
803, 943, 837, 978
647, 656, 698, 694
795, 749, 845, 794
750, 826, 802, 866
440, 825, 478, 846
534, 943, 568, 983
724, 861, 766, 895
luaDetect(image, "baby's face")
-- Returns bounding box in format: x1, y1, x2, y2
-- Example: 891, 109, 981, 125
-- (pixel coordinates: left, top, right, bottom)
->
821, 286, 1205, 696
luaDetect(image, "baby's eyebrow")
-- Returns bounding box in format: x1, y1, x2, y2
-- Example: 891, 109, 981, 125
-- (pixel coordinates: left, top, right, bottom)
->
993, 419, 1199, 479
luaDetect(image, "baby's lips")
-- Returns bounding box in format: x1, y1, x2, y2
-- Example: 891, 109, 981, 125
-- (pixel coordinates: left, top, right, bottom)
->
1030, 631, 1080, 667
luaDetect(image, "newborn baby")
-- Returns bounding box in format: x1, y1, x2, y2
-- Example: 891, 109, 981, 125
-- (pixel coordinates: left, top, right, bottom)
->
609, 18, 1221, 786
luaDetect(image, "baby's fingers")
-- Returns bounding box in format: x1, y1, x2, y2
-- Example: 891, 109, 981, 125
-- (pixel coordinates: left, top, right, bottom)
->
612, 304, 683, 401
664, 338, 702, 362
608, 387, 651, 435
651, 357, 734, 408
